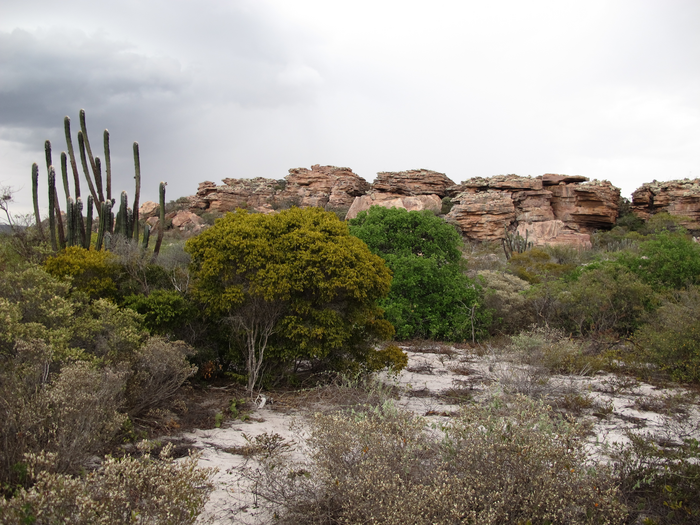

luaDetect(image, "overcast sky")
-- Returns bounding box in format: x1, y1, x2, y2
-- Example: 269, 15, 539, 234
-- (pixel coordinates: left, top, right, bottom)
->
1, 0, 699, 217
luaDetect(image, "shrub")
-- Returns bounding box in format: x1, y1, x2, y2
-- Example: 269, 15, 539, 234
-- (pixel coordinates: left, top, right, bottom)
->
366, 344, 409, 373
186, 207, 394, 393
349, 206, 491, 341
123, 290, 194, 336
1, 339, 127, 489
478, 270, 533, 334
246, 396, 626, 524
0, 443, 214, 525
508, 247, 576, 284
125, 337, 198, 417
632, 286, 700, 383
44, 246, 120, 300
618, 231, 700, 289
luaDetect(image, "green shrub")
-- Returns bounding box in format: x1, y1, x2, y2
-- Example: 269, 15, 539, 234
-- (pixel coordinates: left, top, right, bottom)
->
349, 206, 491, 341
508, 247, 576, 284
246, 396, 626, 524
618, 231, 700, 290
123, 289, 193, 336
478, 270, 533, 334
633, 286, 700, 383
366, 344, 409, 372
44, 246, 120, 300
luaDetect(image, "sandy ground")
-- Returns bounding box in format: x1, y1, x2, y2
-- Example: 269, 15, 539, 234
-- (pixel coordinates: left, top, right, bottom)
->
178, 345, 700, 524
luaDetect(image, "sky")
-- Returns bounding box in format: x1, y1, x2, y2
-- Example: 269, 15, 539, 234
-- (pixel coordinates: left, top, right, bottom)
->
1, 0, 699, 218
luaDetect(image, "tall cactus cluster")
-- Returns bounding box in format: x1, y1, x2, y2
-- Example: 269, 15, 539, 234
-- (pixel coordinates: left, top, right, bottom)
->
31, 110, 166, 256
502, 227, 534, 260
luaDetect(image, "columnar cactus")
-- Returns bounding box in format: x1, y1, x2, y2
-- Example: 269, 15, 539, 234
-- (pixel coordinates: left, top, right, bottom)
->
153, 181, 166, 258
48, 166, 57, 251
132, 142, 141, 243
31, 163, 45, 240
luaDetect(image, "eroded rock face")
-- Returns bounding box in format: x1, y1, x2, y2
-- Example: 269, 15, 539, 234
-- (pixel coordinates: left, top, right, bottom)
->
185, 168, 621, 246
445, 175, 620, 245
372, 169, 454, 197
631, 179, 700, 232
345, 193, 442, 220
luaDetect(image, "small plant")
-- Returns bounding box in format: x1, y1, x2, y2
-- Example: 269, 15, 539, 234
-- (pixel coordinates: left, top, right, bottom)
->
214, 412, 224, 428
229, 398, 247, 419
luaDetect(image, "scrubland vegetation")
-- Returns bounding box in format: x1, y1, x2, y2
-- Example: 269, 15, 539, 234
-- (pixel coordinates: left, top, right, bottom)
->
1, 185, 700, 524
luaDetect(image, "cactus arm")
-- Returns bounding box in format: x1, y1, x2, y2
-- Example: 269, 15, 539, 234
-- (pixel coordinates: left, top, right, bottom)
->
77, 131, 100, 207
94, 156, 105, 203
79, 109, 99, 182
132, 142, 141, 242
76, 197, 86, 247
142, 223, 151, 249
31, 163, 46, 240
85, 195, 94, 249
104, 129, 112, 202
66, 197, 75, 247
64, 117, 82, 199
153, 181, 166, 258
48, 166, 57, 251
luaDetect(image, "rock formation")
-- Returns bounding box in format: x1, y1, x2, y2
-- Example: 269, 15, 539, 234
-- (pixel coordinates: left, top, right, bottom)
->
184, 167, 622, 246
631, 179, 700, 232
445, 175, 620, 247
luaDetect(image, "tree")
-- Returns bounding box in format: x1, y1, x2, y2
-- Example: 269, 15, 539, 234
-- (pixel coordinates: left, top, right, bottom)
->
185, 207, 394, 393
349, 206, 490, 341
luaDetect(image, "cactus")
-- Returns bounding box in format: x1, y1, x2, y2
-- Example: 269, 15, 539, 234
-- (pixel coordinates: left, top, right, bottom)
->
132, 142, 141, 242
48, 166, 57, 251
77, 131, 100, 207
66, 197, 75, 247
64, 117, 82, 199
31, 163, 46, 240
502, 227, 533, 260
153, 181, 166, 258
84, 195, 94, 249
104, 130, 112, 202
142, 223, 151, 249
36, 111, 163, 254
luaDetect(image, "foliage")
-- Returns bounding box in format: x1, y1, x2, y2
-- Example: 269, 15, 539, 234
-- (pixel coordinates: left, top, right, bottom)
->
125, 337, 198, 417
633, 286, 700, 383
186, 207, 394, 392
617, 231, 700, 289
0, 444, 214, 525
349, 206, 490, 341
609, 424, 700, 524
123, 289, 193, 336
366, 344, 409, 373
44, 246, 120, 300
507, 247, 576, 284
478, 270, 533, 334
245, 395, 626, 524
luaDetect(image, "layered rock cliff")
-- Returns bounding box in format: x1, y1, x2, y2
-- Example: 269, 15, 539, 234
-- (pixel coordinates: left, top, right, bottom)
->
183, 166, 623, 246
631, 179, 700, 232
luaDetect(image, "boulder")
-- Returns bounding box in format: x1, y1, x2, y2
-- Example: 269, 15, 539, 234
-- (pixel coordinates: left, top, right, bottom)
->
345, 193, 442, 220
139, 201, 159, 218
281, 164, 370, 210
446, 191, 516, 242
516, 220, 592, 249
631, 179, 700, 231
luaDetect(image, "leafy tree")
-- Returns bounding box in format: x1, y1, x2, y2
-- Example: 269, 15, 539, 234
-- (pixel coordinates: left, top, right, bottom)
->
185, 208, 394, 393
349, 206, 489, 341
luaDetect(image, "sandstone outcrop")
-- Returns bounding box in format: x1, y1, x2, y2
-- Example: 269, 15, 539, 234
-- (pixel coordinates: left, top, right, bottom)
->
631, 179, 700, 232
445, 175, 620, 246
184, 167, 621, 246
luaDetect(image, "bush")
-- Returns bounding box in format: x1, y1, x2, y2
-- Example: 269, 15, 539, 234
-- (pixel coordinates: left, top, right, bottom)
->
1, 339, 127, 489
125, 337, 198, 417
246, 396, 626, 524
0, 443, 214, 525
508, 247, 576, 284
618, 231, 700, 290
44, 246, 120, 301
478, 270, 533, 334
349, 206, 491, 341
633, 286, 700, 383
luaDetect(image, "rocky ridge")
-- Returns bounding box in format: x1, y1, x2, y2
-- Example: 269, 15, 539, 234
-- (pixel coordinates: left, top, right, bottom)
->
152, 166, 700, 245
631, 178, 700, 232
